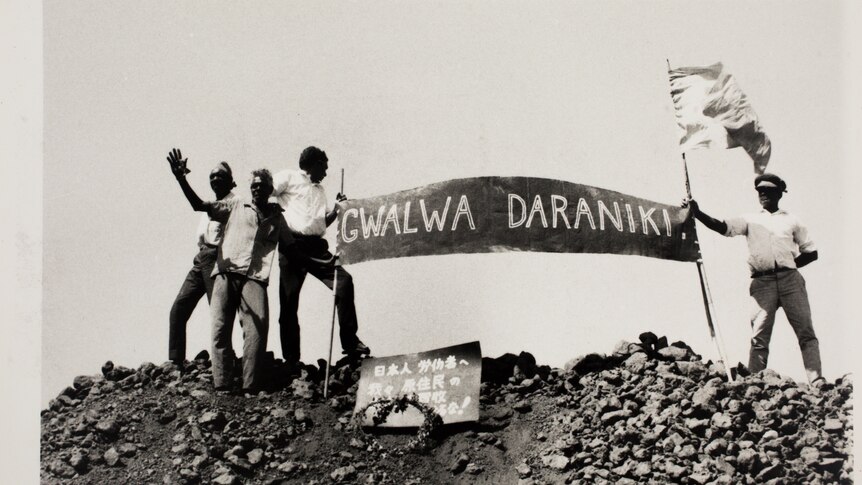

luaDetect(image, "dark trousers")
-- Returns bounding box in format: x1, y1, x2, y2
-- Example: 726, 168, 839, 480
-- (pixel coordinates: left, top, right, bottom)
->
278, 238, 360, 363
168, 245, 217, 362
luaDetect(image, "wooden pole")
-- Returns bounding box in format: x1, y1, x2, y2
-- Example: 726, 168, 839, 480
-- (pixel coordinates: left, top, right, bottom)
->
323, 169, 346, 398
669, 59, 734, 381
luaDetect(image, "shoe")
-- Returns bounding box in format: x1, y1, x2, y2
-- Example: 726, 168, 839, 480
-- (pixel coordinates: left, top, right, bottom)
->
343, 341, 371, 357
811, 377, 827, 388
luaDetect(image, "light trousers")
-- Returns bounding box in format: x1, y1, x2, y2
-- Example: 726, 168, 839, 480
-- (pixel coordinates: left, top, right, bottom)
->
748, 269, 822, 382
210, 273, 269, 390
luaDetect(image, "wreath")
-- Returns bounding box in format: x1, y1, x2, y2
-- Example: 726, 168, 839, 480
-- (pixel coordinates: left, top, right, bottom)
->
351, 394, 445, 453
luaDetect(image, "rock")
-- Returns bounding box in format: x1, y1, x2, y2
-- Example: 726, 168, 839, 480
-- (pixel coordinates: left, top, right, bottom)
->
277, 461, 303, 474
623, 352, 650, 373
73, 375, 94, 390
330, 465, 356, 482
691, 384, 719, 414
271, 408, 290, 418
101, 361, 115, 376
704, 438, 728, 456
541, 454, 569, 471
710, 412, 732, 430
193, 350, 210, 361
814, 457, 844, 473
823, 418, 843, 433
69, 449, 88, 472
638, 332, 658, 349
564, 353, 609, 375
514, 401, 532, 413
449, 453, 470, 473
104, 447, 121, 466
48, 459, 76, 478
657, 346, 692, 361
212, 473, 240, 485
465, 463, 484, 475
756, 464, 784, 481
291, 378, 316, 399
95, 418, 120, 440
190, 389, 210, 399
247, 448, 264, 465
118, 443, 137, 457
799, 446, 820, 465
294, 408, 309, 423
516, 462, 532, 478
199, 411, 227, 429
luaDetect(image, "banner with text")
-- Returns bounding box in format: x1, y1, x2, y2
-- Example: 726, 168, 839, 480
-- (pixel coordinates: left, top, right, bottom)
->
354, 341, 482, 427
336, 177, 699, 264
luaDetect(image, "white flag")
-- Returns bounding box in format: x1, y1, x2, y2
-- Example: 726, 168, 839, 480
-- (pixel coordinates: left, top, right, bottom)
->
669, 62, 771, 174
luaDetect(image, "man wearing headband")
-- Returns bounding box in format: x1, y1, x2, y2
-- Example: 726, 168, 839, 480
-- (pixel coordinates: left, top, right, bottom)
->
168, 161, 236, 366
686, 173, 823, 385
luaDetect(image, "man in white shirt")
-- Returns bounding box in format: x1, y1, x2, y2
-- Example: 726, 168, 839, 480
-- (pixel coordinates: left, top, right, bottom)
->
272, 146, 370, 365
687, 173, 823, 384
168, 161, 235, 365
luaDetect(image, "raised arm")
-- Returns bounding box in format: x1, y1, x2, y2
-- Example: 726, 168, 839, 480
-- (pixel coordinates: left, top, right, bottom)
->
167, 148, 206, 212
685, 199, 728, 235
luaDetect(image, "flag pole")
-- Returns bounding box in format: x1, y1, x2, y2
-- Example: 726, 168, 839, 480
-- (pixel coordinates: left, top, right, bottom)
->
668, 59, 734, 382
324, 168, 345, 399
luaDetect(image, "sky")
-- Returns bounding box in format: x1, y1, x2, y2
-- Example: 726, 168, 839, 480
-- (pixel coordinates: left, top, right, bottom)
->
35, 1, 860, 412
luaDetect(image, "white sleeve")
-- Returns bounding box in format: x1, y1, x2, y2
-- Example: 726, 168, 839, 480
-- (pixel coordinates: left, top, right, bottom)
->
272, 169, 295, 198
723, 215, 748, 237
793, 216, 817, 253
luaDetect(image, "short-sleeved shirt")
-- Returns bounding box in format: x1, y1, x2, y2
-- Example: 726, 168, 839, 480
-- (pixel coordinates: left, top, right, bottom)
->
205, 197, 294, 284
724, 209, 816, 273
271, 169, 330, 236
195, 192, 235, 247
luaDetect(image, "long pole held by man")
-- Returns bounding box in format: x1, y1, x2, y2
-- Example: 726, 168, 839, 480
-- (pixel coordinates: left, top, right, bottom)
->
324, 168, 345, 398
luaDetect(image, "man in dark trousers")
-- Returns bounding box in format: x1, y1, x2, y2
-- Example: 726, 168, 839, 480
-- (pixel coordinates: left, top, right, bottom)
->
687, 173, 823, 385
168, 161, 235, 366
272, 146, 370, 365
167, 148, 295, 392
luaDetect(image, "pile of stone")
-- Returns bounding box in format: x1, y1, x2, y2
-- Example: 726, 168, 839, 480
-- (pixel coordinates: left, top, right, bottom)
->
41, 333, 853, 484
492, 333, 853, 484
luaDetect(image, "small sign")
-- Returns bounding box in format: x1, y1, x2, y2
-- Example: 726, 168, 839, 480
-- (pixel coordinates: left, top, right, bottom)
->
354, 341, 482, 427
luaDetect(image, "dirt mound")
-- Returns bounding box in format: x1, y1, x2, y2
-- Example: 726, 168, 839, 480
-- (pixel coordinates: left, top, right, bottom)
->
41, 334, 853, 484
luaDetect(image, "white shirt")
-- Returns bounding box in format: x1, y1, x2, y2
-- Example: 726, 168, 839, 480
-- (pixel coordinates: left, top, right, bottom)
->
196, 191, 235, 247
724, 208, 816, 273
271, 169, 330, 236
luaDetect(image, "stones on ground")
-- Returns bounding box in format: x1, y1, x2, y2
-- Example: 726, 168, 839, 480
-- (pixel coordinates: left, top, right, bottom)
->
449, 453, 470, 474
199, 410, 227, 429
94, 418, 120, 440
330, 465, 356, 482
103, 447, 120, 467
40, 335, 854, 484
542, 454, 570, 471
212, 472, 240, 485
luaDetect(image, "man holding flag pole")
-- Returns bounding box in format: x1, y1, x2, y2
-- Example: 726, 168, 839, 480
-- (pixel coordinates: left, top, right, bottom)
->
669, 62, 824, 385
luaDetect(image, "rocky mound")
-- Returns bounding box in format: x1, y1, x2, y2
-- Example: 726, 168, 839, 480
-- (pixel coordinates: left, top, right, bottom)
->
41, 333, 853, 484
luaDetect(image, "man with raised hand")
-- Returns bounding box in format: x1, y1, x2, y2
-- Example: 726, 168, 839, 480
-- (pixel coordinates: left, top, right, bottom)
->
686, 173, 823, 385
167, 148, 295, 393
272, 146, 370, 366
168, 161, 235, 366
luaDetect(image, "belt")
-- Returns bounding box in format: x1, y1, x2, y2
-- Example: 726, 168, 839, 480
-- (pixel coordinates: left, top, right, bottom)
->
751, 267, 793, 278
